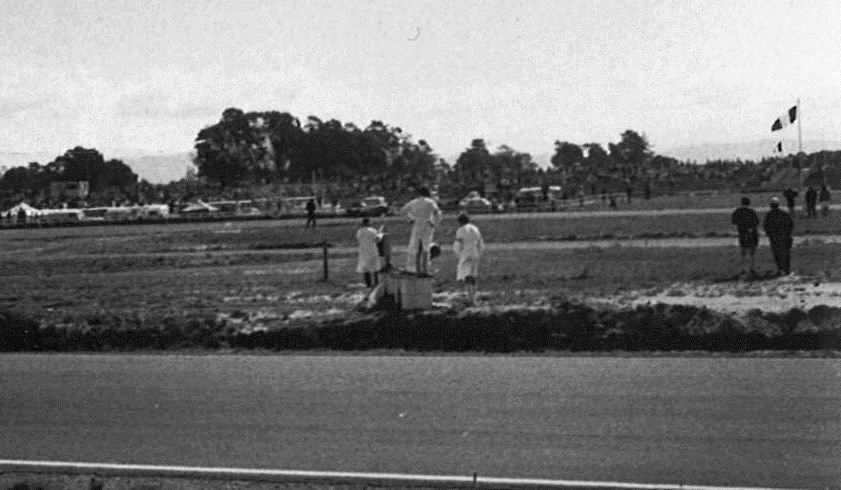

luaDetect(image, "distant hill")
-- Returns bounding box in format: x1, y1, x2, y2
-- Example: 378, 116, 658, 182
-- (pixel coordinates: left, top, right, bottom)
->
660, 139, 841, 164
0, 150, 193, 184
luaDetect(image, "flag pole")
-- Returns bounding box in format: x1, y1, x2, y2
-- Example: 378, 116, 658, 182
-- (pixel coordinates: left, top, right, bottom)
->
796, 98, 803, 192
797, 98, 802, 153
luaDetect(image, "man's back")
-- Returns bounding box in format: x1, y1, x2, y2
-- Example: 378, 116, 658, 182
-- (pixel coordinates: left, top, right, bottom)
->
764, 208, 793, 238
402, 197, 440, 226
731, 207, 759, 232
455, 223, 484, 257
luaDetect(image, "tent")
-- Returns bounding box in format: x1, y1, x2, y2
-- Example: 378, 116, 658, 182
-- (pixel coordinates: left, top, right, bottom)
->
5, 202, 41, 219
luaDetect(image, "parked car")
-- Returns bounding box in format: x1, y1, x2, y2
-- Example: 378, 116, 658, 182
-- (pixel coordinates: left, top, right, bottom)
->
514, 186, 563, 212
459, 191, 493, 214
346, 196, 390, 217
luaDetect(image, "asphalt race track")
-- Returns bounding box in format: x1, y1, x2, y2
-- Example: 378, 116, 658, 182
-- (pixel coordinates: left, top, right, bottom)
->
1, 354, 840, 488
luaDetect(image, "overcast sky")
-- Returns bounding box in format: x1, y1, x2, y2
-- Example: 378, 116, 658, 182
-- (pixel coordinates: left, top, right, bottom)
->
2, 0, 840, 159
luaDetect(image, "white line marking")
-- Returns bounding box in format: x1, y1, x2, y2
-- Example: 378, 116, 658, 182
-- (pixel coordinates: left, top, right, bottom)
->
0, 459, 803, 490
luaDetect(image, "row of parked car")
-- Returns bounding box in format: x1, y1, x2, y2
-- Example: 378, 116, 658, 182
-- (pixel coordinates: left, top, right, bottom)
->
341, 186, 568, 217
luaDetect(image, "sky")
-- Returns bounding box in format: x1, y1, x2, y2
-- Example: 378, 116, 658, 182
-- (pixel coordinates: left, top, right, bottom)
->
2, 0, 841, 162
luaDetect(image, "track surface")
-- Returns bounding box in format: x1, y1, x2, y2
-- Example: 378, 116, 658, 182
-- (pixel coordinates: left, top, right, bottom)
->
2, 354, 840, 488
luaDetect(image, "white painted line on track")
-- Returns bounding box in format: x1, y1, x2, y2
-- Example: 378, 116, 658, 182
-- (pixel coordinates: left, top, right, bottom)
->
0, 460, 803, 490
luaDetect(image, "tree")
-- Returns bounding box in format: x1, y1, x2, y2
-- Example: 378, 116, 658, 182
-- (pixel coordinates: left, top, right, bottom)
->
550, 141, 583, 171
608, 130, 651, 180
194, 108, 266, 186
494, 145, 536, 190
454, 139, 494, 190
45, 147, 137, 192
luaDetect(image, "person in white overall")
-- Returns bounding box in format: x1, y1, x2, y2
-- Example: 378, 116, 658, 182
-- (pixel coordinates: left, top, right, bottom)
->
400, 186, 441, 276
453, 213, 484, 305
356, 218, 381, 287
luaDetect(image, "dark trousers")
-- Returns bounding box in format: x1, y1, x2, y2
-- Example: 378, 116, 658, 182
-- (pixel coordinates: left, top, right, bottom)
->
363, 272, 378, 288
769, 238, 792, 274
305, 214, 316, 227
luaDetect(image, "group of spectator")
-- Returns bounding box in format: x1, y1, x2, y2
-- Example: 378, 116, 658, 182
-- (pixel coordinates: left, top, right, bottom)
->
731, 185, 832, 276
782, 184, 832, 219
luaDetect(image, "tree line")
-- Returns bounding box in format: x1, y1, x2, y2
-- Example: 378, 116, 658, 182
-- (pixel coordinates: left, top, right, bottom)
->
0, 147, 138, 207
5, 106, 841, 209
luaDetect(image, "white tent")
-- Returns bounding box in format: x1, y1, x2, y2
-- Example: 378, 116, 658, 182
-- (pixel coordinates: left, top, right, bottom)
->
5, 202, 41, 218
181, 200, 219, 214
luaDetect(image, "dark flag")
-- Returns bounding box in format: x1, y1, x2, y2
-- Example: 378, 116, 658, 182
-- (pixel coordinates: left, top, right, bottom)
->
776, 141, 782, 153
771, 105, 798, 131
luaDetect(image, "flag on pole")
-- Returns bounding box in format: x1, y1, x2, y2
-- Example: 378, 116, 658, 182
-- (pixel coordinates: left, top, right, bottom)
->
775, 141, 783, 153
771, 105, 798, 131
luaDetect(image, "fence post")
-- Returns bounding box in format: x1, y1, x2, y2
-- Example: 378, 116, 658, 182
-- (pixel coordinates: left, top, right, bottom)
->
321, 241, 329, 281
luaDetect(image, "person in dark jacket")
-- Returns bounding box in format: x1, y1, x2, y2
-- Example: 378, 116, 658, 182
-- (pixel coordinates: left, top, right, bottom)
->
805, 186, 818, 218
731, 197, 759, 274
305, 198, 317, 228
763, 197, 794, 275
783, 187, 798, 215
819, 184, 831, 217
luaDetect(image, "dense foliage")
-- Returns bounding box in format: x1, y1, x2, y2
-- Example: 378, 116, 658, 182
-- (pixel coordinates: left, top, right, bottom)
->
193, 108, 440, 190
6, 108, 841, 208
0, 147, 138, 207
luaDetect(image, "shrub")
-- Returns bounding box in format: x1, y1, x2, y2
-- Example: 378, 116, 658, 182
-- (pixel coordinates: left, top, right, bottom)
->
0, 309, 40, 351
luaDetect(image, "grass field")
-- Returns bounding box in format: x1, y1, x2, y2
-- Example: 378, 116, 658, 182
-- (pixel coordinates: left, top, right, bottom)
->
4, 200, 841, 352
4, 239, 841, 348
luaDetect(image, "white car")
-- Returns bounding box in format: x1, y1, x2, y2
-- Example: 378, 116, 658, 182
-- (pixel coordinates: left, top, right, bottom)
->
459, 192, 493, 213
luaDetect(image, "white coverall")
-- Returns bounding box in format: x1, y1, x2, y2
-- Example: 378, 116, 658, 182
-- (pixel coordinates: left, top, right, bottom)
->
400, 196, 442, 273
453, 223, 484, 281
356, 226, 381, 273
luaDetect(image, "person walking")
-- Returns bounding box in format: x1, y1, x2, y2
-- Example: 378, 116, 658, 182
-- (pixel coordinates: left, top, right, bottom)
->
783, 187, 798, 215
453, 213, 484, 305
356, 218, 381, 288
731, 197, 759, 275
763, 197, 794, 276
819, 184, 831, 217
805, 186, 818, 219
304, 198, 317, 228
400, 186, 441, 276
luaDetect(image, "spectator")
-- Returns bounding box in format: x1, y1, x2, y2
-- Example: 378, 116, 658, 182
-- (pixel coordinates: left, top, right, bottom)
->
805, 186, 818, 219
763, 197, 794, 276
356, 218, 381, 288
783, 187, 798, 215
453, 213, 484, 305
304, 198, 317, 228
819, 184, 831, 217
731, 197, 759, 275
